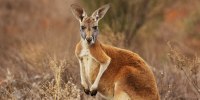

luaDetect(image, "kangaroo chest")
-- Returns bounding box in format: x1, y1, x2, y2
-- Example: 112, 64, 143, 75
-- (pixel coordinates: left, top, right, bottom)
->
80, 47, 99, 85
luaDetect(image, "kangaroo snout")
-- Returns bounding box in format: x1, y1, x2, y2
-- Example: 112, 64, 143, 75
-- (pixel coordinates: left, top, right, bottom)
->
86, 37, 93, 43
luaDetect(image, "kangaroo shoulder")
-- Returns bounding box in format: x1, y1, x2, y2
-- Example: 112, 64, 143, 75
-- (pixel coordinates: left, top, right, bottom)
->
89, 42, 110, 64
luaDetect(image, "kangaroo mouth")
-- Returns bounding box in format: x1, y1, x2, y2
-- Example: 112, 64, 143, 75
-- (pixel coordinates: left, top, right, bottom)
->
87, 40, 95, 45
86, 37, 95, 45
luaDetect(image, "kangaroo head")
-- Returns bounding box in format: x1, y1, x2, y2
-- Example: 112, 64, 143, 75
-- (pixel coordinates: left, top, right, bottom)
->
71, 4, 110, 45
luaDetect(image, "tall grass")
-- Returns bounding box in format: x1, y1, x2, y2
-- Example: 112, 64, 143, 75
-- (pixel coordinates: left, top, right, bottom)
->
0, 57, 81, 100
168, 42, 200, 96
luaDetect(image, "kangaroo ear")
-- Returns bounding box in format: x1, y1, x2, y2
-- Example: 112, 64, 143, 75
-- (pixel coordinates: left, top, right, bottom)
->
91, 4, 110, 22
71, 4, 87, 22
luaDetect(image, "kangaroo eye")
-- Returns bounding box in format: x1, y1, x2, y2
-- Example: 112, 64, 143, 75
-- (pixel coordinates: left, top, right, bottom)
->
81, 26, 86, 30
92, 26, 98, 30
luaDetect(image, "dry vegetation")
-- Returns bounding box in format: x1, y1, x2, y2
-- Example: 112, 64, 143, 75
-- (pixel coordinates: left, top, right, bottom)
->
0, 0, 200, 100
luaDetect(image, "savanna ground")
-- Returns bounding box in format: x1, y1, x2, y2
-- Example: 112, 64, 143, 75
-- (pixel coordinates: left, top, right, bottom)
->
0, 0, 200, 100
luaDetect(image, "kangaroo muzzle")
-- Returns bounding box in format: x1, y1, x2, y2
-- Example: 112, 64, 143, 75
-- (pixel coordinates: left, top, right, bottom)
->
86, 36, 93, 44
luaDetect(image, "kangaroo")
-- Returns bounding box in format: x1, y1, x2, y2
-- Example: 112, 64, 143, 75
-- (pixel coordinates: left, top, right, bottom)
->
71, 4, 160, 100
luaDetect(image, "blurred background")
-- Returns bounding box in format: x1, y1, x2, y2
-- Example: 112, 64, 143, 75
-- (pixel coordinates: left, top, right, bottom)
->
0, 0, 200, 99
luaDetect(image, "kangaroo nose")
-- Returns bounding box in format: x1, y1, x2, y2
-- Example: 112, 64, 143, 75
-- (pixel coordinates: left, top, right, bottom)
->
86, 37, 92, 43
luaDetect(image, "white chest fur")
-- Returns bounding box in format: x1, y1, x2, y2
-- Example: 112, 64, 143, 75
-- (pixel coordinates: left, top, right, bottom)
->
79, 43, 99, 85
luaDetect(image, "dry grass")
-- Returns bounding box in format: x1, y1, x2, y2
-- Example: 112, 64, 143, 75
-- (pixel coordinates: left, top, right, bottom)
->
0, 57, 81, 100
168, 42, 200, 97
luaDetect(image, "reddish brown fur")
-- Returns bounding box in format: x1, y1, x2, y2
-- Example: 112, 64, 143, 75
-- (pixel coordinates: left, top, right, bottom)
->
75, 40, 160, 100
